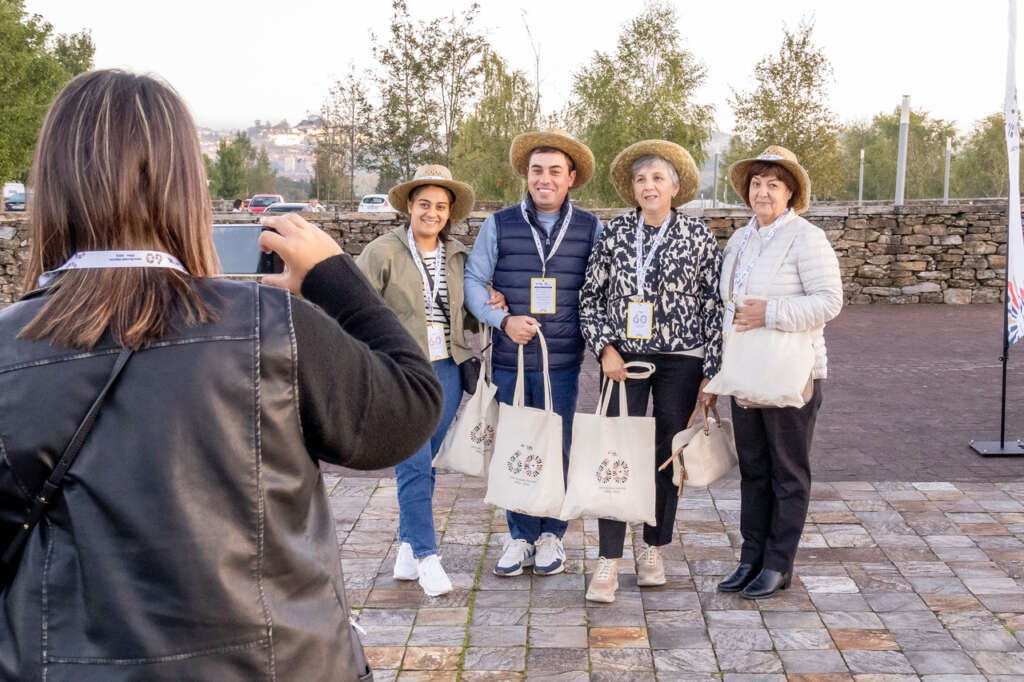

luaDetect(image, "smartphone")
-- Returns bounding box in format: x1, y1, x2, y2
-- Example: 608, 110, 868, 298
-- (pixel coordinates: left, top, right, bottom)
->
212, 224, 284, 276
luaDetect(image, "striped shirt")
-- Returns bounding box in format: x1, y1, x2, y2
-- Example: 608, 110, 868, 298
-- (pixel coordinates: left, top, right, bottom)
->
420, 249, 451, 348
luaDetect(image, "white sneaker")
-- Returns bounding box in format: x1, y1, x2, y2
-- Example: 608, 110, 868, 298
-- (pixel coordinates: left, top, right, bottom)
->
636, 543, 666, 586
494, 538, 535, 576
586, 557, 619, 603
393, 542, 418, 581
534, 532, 566, 576
417, 554, 453, 597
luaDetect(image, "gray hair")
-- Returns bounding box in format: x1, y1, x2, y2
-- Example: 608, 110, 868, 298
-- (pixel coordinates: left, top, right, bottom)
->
631, 155, 679, 185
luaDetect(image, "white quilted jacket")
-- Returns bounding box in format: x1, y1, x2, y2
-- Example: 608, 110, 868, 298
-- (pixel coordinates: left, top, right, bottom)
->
719, 213, 843, 379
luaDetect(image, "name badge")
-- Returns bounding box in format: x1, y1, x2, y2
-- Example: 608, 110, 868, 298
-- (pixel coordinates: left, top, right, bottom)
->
427, 323, 449, 361
530, 277, 556, 314
627, 301, 654, 339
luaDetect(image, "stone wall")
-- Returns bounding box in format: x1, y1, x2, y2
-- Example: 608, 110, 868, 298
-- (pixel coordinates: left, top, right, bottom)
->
0, 200, 1013, 307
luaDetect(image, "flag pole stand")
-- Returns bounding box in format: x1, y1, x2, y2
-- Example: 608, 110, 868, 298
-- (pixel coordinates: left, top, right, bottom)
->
970, 280, 1024, 457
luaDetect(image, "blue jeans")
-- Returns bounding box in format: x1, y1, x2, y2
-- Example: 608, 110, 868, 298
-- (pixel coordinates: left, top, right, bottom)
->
493, 364, 580, 543
396, 357, 462, 558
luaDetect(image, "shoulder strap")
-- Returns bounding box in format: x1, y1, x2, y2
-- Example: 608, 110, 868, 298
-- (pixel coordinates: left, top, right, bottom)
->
1, 347, 134, 568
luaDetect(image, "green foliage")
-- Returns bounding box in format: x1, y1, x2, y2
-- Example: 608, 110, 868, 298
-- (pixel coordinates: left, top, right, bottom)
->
951, 112, 1023, 198
838, 108, 956, 200
207, 132, 277, 199
0, 0, 94, 181
275, 177, 311, 201
428, 3, 487, 166
370, 0, 442, 190
568, 0, 712, 206
729, 18, 843, 199
315, 63, 374, 200
451, 50, 538, 203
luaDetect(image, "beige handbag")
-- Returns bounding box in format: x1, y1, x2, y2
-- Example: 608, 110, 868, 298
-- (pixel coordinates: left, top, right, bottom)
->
559, 362, 657, 524
704, 232, 815, 408
484, 330, 566, 518
434, 327, 498, 477
660, 403, 738, 491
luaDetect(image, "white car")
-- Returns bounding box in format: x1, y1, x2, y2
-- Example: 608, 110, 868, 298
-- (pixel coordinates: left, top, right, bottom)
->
358, 194, 397, 213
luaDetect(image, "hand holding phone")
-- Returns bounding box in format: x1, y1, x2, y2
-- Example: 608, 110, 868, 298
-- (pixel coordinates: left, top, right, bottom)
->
258, 213, 343, 294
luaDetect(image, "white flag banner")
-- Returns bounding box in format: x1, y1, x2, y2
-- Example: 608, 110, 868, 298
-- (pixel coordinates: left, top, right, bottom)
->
1007, 0, 1024, 344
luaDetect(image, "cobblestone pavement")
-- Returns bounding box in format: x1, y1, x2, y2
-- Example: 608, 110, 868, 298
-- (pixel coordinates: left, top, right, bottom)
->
330, 472, 1024, 681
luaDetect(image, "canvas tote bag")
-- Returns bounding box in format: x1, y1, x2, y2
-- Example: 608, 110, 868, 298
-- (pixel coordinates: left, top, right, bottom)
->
661, 402, 738, 491
434, 327, 499, 477
704, 231, 815, 408
559, 362, 657, 524
484, 331, 565, 518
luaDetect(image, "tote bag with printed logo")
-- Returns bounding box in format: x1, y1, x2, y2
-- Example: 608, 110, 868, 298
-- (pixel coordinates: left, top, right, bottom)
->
484, 331, 565, 518
434, 328, 498, 477
559, 362, 657, 525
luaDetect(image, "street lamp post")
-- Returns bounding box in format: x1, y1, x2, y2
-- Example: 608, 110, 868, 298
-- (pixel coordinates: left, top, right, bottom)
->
858, 148, 864, 207
895, 95, 911, 206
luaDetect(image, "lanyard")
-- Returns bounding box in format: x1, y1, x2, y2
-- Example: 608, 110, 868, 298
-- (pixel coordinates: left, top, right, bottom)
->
521, 201, 574, 277
635, 210, 674, 295
38, 250, 189, 287
730, 209, 792, 300
406, 228, 445, 318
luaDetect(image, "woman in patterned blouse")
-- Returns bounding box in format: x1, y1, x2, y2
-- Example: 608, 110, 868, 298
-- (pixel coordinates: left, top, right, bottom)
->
579, 140, 724, 604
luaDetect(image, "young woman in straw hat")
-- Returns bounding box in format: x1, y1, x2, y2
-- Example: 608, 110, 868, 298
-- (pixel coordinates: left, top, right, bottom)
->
579, 140, 724, 603
356, 165, 480, 597
715, 146, 842, 599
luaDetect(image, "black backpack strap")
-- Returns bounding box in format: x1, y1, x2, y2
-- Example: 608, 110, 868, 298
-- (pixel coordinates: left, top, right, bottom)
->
1, 347, 133, 568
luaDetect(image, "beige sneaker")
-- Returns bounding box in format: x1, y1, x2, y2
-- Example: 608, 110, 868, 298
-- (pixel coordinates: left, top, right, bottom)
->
636, 544, 666, 586
585, 557, 619, 603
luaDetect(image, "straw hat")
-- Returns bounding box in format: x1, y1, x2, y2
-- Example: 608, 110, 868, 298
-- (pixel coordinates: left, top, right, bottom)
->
609, 140, 700, 207
508, 129, 595, 189
388, 165, 476, 226
728, 145, 811, 214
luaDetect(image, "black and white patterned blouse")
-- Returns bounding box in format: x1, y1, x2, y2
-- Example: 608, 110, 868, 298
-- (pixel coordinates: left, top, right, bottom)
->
579, 209, 724, 378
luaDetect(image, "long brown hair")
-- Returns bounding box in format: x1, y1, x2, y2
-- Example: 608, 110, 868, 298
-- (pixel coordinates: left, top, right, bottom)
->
19, 70, 219, 350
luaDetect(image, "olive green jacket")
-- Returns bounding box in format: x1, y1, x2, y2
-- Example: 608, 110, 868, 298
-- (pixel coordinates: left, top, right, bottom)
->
356, 226, 477, 364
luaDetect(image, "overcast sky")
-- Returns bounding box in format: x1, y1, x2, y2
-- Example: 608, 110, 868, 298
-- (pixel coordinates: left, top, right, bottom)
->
24, 0, 1019, 138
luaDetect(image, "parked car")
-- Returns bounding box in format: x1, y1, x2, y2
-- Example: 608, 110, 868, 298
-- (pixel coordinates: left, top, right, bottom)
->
358, 194, 396, 213
264, 202, 312, 214
247, 194, 284, 214
3, 182, 25, 201
4, 193, 26, 211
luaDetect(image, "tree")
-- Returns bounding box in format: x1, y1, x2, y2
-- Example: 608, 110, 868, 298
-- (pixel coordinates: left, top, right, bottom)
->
567, 1, 713, 206
951, 112, 1023, 198
370, 0, 441, 191
0, 0, 94, 181
838, 108, 957, 201
427, 4, 487, 166
728, 18, 843, 200
208, 137, 246, 198
314, 64, 374, 200
246, 147, 277, 195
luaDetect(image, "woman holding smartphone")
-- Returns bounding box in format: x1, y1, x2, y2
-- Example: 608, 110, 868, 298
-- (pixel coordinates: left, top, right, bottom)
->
0, 69, 440, 681
356, 165, 480, 597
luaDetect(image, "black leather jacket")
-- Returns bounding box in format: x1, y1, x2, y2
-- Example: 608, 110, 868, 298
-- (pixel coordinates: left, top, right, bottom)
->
0, 257, 442, 681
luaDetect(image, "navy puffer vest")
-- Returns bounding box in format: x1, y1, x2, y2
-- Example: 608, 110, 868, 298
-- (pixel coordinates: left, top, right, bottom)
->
492, 201, 596, 371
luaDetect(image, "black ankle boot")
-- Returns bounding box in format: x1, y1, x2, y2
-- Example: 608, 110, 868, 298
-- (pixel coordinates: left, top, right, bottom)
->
717, 563, 761, 592
741, 568, 791, 599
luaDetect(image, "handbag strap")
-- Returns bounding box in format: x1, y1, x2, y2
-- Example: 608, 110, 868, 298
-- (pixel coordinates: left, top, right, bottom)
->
596, 361, 655, 416
512, 329, 551, 411
1, 347, 133, 568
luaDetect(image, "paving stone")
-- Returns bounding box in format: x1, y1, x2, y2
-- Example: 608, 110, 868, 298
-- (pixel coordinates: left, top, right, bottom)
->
904, 649, 980, 675
589, 626, 649, 648
969, 650, 1024, 675
646, 626, 710, 649
778, 649, 849, 673
770, 628, 835, 650
715, 649, 784, 673
708, 627, 773, 650
762, 611, 824, 628
887, 628, 959, 650
407, 626, 466, 646
525, 647, 588, 673
401, 646, 462, 671
462, 646, 526, 671
471, 607, 528, 626
588, 647, 654, 671
840, 649, 915, 674
828, 629, 898, 651
820, 612, 884, 629
950, 627, 1022, 651
364, 646, 405, 670
468, 626, 526, 647
528, 626, 587, 648
652, 648, 719, 673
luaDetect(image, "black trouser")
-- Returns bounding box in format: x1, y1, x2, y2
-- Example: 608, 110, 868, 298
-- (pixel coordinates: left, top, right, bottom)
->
597, 353, 703, 559
731, 380, 824, 573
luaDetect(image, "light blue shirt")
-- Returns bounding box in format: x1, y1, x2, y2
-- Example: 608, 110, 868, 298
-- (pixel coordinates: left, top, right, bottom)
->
465, 201, 603, 328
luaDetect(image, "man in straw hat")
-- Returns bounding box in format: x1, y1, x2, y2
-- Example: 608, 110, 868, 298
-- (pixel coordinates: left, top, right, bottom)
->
465, 129, 602, 578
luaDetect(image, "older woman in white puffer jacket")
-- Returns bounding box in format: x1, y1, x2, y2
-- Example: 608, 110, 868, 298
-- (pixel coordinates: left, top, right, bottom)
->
714, 146, 842, 600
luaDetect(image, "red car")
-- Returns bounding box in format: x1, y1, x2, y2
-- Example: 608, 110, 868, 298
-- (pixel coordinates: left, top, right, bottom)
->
247, 194, 284, 214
